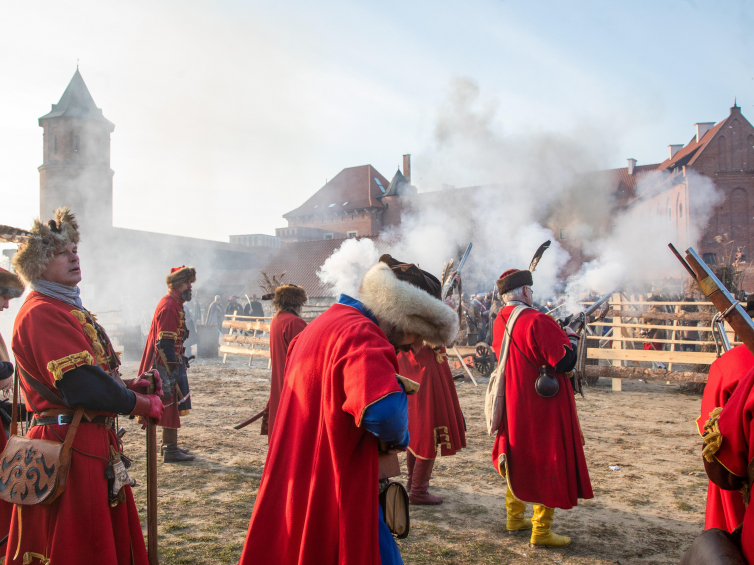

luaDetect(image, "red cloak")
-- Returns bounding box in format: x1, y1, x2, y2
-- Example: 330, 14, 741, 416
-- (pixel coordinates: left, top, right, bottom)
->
697, 344, 752, 531
138, 290, 188, 428
266, 310, 307, 437
8, 292, 147, 565
715, 366, 754, 563
238, 304, 403, 565
397, 346, 466, 459
490, 305, 593, 509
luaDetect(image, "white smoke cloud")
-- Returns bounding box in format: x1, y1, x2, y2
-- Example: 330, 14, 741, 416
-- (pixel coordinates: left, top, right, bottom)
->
317, 238, 380, 298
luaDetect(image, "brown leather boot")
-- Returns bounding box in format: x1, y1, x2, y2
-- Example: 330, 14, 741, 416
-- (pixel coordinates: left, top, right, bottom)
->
406, 451, 416, 494
408, 458, 442, 505
162, 428, 195, 463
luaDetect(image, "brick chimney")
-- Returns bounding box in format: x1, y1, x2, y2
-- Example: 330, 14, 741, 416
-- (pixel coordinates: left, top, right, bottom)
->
695, 122, 715, 143
403, 154, 411, 183
669, 145, 684, 159
731, 99, 741, 115
627, 158, 637, 175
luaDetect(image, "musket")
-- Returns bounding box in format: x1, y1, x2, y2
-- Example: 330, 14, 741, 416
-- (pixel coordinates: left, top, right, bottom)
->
443, 243, 472, 300
145, 371, 159, 565
566, 291, 613, 334
669, 244, 754, 354
233, 409, 266, 430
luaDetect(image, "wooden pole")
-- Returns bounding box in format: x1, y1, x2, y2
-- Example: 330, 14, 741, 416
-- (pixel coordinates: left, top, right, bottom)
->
452, 345, 478, 386
146, 373, 159, 565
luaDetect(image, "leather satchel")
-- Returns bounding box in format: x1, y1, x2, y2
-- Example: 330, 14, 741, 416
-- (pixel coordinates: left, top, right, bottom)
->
679, 528, 745, 565
379, 482, 410, 539
0, 367, 83, 506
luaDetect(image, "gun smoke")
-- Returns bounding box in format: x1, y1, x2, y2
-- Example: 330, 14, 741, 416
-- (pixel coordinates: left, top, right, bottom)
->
318, 77, 723, 313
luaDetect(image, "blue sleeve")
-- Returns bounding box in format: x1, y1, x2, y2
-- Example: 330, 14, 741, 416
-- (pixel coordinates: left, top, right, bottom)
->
362, 380, 409, 448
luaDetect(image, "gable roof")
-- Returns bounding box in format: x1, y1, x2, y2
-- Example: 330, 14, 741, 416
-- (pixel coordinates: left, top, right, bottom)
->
657, 122, 727, 172
39, 69, 114, 127
377, 170, 418, 199
582, 163, 661, 207
283, 165, 389, 218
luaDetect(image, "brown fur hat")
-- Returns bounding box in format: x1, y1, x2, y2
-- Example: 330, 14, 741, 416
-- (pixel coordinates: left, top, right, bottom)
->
12, 207, 80, 284
166, 266, 197, 288
0, 268, 24, 298
273, 284, 307, 312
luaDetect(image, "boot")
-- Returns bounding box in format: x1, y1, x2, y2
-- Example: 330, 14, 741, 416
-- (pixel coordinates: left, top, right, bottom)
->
506, 486, 532, 532
530, 505, 571, 547
162, 428, 195, 463
161, 428, 190, 455
408, 458, 442, 505
406, 451, 416, 494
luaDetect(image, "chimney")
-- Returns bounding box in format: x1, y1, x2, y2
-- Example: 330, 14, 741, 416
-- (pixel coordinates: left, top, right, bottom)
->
731, 99, 741, 115
695, 122, 715, 143
627, 158, 637, 175
669, 145, 684, 159
403, 154, 411, 183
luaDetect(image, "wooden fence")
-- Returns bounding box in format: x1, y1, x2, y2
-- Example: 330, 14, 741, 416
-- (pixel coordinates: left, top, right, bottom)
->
583, 294, 734, 390
220, 314, 273, 366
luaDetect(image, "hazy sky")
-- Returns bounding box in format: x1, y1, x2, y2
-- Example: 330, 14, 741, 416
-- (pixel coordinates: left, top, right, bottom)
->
1, 0, 752, 242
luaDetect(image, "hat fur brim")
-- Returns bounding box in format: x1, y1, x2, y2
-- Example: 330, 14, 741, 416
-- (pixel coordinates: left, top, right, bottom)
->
166, 266, 197, 288
359, 262, 458, 347
273, 285, 307, 311
0, 270, 24, 298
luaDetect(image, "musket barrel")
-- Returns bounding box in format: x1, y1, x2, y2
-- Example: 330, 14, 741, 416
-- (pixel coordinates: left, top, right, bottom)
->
684, 247, 754, 355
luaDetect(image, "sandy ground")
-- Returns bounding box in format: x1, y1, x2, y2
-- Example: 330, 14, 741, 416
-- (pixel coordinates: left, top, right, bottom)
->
118, 357, 707, 564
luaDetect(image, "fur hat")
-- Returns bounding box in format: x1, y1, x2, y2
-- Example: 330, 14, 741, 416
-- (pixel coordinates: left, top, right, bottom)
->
496, 268, 533, 295
273, 284, 307, 312
359, 256, 458, 347
166, 266, 196, 288
12, 207, 80, 284
0, 268, 24, 299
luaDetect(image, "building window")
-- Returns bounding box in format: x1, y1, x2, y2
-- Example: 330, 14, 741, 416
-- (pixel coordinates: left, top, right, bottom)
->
347, 230, 358, 238
324, 233, 334, 240
75, 135, 80, 152
53, 136, 57, 154
679, 202, 684, 218
559, 229, 567, 240
703, 252, 717, 266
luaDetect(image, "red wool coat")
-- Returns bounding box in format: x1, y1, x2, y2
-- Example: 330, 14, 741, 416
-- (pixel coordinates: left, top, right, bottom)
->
491, 306, 593, 509
697, 344, 752, 532
138, 290, 188, 428
238, 304, 403, 565
267, 310, 307, 437
397, 346, 466, 459
9, 292, 147, 565
715, 366, 754, 564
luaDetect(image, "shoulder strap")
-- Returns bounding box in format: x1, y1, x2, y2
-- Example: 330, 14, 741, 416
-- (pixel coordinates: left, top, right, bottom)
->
17, 365, 68, 407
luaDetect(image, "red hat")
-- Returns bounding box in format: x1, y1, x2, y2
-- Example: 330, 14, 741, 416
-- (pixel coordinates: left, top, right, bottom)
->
497, 268, 533, 295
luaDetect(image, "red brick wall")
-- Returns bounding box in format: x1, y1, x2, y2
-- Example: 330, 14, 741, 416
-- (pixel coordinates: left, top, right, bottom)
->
288, 208, 383, 237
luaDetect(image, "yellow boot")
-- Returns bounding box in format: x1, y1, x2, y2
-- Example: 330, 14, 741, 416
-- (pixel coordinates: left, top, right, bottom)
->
505, 487, 532, 532
530, 505, 571, 547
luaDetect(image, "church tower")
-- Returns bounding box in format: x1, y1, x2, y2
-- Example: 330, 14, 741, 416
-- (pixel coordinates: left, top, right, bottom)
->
38, 69, 115, 232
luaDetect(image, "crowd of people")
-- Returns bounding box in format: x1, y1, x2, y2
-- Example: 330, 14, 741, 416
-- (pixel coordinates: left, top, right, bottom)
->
0, 206, 751, 563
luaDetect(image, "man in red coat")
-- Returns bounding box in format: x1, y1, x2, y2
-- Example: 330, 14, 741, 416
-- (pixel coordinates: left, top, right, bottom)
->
397, 270, 466, 505
238, 254, 459, 565
702, 365, 754, 563
7, 207, 163, 565
0, 267, 24, 546
261, 284, 307, 437
489, 268, 592, 547
138, 266, 196, 462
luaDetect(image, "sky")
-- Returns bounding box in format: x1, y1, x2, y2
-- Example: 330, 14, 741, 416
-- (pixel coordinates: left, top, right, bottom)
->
1, 0, 752, 243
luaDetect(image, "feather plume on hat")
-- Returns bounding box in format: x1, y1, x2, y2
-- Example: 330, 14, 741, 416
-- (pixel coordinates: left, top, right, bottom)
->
11, 207, 80, 284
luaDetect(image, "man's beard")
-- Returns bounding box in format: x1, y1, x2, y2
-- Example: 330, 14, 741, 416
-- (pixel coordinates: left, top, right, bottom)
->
181, 289, 193, 302
379, 321, 412, 353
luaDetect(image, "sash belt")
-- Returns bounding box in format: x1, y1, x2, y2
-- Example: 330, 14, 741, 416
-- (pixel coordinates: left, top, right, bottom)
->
31, 415, 114, 427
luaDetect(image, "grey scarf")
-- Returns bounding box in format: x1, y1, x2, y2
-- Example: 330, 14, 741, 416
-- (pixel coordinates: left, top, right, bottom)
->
31, 280, 84, 310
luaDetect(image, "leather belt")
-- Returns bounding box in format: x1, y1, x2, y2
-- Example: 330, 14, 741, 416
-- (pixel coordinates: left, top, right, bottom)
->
31, 415, 114, 427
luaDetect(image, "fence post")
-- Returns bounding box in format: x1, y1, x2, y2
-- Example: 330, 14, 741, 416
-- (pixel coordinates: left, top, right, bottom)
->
611, 292, 622, 392
222, 310, 238, 365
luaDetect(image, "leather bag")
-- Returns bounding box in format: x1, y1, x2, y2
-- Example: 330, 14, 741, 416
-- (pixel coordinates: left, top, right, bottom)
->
534, 367, 559, 398
679, 528, 745, 565
0, 366, 83, 506
379, 482, 410, 539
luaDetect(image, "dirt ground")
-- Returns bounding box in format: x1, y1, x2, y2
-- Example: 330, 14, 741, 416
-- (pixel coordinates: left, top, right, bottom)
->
118, 357, 707, 564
